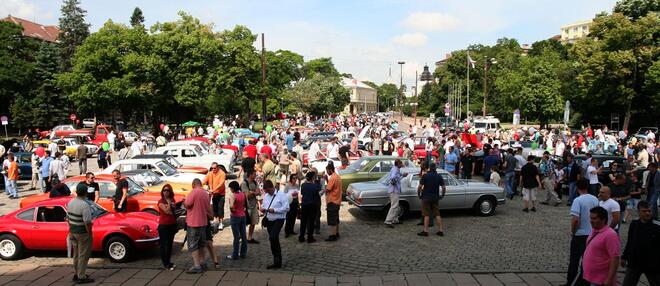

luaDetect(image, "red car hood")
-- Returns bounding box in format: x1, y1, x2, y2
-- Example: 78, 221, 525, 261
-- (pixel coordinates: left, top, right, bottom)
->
101, 211, 160, 224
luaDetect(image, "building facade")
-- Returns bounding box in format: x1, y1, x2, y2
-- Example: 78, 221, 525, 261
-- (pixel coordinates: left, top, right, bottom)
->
560, 19, 592, 44
342, 78, 378, 114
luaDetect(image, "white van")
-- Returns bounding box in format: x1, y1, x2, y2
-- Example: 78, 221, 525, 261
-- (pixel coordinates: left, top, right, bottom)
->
473, 116, 501, 134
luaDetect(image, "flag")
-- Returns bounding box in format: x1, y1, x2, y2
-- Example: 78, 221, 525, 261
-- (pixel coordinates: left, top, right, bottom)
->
467, 52, 476, 69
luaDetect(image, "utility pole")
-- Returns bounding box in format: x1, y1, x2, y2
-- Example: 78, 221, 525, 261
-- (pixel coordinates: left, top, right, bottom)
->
398, 61, 405, 121
413, 70, 418, 126
261, 33, 267, 131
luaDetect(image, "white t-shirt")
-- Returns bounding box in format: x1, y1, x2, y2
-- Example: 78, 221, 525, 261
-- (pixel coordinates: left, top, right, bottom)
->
328, 143, 339, 159
587, 165, 599, 184
599, 198, 620, 229
490, 172, 501, 186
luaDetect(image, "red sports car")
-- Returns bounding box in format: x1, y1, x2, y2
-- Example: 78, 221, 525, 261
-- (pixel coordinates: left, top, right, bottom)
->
20, 175, 184, 216
0, 197, 160, 262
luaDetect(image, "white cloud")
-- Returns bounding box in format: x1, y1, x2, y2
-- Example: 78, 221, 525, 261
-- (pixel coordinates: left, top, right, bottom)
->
392, 32, 428, 47
402, 12, 460, 32
0, 0, 37, 20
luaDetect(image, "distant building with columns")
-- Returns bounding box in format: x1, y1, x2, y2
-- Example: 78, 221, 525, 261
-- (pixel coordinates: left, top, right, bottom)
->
342, 78, 378, 114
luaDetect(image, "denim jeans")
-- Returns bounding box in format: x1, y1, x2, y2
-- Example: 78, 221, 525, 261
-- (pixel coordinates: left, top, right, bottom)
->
6, 180, 17, 197
568, 182, 577, 205
230, 216, 247, 258
649, 192, 659, 219
2, 174, 8, 195
504, 172, 515, 197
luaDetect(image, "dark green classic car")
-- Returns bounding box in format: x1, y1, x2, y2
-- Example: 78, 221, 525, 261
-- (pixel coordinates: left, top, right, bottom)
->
336, 156, 414, 193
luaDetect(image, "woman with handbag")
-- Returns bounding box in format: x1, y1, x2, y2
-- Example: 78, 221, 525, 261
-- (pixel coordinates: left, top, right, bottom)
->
157, 184, 178, 271
226, 181, 248, 260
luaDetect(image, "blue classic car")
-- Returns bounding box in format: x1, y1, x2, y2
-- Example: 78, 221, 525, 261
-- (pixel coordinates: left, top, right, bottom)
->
3, 151, 34, 180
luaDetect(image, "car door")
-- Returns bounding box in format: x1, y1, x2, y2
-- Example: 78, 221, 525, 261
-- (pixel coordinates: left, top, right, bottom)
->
439, 173, 466, 209
13, 207, 36, 249
34, 206, 69, 249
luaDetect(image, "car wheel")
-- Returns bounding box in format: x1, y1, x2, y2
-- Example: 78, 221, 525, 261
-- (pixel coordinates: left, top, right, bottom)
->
0, 234, 25, 260
398, 201, 410, 219
143, 209, 159, 216
104, 236, 134, 263
475, 197, 496, 216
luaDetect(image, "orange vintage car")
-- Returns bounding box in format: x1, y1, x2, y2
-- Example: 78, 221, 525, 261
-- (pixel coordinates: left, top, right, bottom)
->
19, 174, 184, 215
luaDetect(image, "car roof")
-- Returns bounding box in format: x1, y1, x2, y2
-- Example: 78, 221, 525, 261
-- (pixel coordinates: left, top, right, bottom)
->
111, 158, 165, 164
134, 154, 171, 159
400, 167, 449, 175
120, 169, 155, 176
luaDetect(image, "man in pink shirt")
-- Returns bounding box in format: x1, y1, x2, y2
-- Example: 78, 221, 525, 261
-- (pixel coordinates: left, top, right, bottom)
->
583, 206, 620, 286
184, 179, 212, 274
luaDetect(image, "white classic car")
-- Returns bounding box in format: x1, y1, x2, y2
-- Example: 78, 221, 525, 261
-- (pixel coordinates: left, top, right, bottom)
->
152, 145, 234, 172
100, 158, 205, 184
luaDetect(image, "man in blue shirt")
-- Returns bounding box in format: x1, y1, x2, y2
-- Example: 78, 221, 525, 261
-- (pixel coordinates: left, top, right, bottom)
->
444, 146, 459, 175
384, 160, 408, 227
285, 131, 294, 152
483, 149, 499, 183
39, 151, 54, 193
417, 163, 446, 237
566, 179, 599, 286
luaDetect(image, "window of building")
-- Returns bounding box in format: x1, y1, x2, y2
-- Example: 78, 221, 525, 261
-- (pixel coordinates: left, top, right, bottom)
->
573, 27, 578, 32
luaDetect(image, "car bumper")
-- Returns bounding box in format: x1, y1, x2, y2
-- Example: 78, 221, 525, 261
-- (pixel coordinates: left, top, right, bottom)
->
347, 195, 385, 211
497, 198, 506, 205
135, 236, 160, 248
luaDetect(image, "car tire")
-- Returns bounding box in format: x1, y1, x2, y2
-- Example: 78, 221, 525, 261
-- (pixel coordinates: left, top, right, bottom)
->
474, 197, 496, 217
104, 236, 134, 263
0, 234, 25, 260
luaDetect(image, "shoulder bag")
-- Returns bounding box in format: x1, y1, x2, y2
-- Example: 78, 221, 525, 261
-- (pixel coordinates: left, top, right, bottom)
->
261, 191, 278, 228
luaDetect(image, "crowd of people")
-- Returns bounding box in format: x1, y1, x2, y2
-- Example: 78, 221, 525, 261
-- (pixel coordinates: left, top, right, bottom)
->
2, 113, 659, 285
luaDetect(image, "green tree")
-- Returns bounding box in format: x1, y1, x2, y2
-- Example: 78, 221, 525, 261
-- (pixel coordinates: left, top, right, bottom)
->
130, 7, 145, 27
571, 12, 660, 129
529, 39, 568, 58
59, 0, 90, 71
303, 57, 340, 78
0, 21, 36, 116
614, 0, 660, 19
284, 74, 349, 115
12, 42, 67, 128
495, 51, 564, 127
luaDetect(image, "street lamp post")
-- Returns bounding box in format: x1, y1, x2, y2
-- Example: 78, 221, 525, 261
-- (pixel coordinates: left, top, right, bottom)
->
482, 57, 497, 116
398, 61, 405, 121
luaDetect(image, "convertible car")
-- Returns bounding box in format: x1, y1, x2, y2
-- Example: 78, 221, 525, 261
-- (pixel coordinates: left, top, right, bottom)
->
0, 197, 159, 262
20, 174, 184, 216
346, 167, 505, 217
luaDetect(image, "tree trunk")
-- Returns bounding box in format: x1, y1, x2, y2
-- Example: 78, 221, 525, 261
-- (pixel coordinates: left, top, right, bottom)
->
623, 99, 631, 131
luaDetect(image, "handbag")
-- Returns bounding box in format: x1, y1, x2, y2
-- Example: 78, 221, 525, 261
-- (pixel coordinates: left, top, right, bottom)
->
261, 191, 278, 228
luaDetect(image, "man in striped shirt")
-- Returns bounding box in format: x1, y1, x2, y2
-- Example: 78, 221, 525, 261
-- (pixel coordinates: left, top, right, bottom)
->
67, 183, 94, 284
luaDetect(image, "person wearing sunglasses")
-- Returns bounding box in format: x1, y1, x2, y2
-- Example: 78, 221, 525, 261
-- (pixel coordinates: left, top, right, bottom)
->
157, 184, 178, 271
81, 172, 100, 204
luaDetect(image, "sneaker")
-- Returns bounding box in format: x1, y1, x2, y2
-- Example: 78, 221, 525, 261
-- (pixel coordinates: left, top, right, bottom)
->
247, 239, 260, 244
169, 264, 176, 271
218, 222, 224, 230
531, 208, 537, 212
436, 231, 444, 236
325, 235, 337, 242
417, 231, 429, 237
523, 208, 529, 212
186, 266, 203, 274
214, 262, 220, 269
385, 223, 394, 228
226, 255, 237, 260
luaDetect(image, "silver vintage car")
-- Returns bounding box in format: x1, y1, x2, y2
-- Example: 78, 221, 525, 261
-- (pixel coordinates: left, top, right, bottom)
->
346, 167, 505, 217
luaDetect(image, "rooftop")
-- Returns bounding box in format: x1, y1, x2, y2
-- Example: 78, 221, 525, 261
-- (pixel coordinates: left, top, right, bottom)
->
2, 15, 60, 42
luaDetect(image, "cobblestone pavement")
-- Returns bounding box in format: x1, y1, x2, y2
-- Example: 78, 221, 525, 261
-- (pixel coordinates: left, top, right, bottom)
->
0, 151, 634, 277
0, 265, 652, 286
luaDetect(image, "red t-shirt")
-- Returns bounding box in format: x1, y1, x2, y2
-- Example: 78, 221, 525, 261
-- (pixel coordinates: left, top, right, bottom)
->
158, 199, 176, 225
260, 145, 273, 158
184, 187, 210, 227
231, 192, 246, 217
244, 144, 257, 159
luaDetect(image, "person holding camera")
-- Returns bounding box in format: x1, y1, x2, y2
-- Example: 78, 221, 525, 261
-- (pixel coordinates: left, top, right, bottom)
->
417, 163, 446, 237
384, 159, 407, 228
260, 180, 289, 269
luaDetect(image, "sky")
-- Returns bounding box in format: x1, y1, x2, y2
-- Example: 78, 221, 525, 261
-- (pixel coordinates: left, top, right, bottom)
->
2, 0, 618, 87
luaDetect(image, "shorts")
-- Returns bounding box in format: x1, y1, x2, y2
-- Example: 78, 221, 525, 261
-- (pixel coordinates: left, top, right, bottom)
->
422, 200, 440, 217
186, 226, 207, 252
522, 188, 537, 201
246, 207, 260, 225
212, 194, 225, 218
628, 198, 641, 210
326, 203, 340, 226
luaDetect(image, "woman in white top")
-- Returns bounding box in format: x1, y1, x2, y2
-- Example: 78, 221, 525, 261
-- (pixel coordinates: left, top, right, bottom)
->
587, 159, 602, 196
284, 174, 299, 237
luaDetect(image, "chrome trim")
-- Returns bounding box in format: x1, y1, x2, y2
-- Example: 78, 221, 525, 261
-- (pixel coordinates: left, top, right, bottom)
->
135, 237, 160, 243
